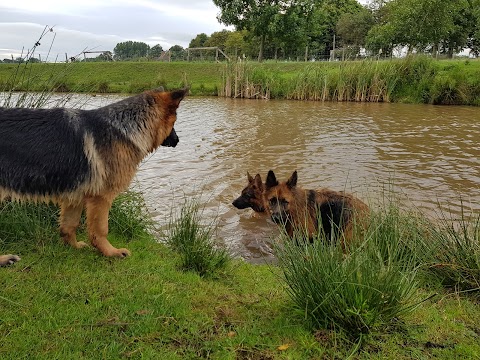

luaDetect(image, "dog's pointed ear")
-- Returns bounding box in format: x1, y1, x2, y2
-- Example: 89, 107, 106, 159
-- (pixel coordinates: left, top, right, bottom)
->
254, 174, 263, 189
247, 172, 254, 183
265, 170, 278, 189
169, 88, 188, 106
286, 171, 297, 189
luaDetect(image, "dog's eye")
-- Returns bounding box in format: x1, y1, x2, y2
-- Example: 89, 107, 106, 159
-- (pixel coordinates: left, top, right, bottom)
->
269, 197, 278, 206
280, 199, 289, 206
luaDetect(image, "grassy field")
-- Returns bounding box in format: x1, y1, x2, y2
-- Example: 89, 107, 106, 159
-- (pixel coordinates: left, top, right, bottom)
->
1, 57, 480, 105
1, 194, 479, 359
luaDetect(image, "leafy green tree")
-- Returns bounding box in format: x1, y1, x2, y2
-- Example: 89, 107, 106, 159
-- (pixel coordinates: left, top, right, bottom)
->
169, 45, 186, 61
189, 33, 209, 48
149, 44, 163, 58
213, 0, 283, 61
113, 41, 150, 60
336, 6, 374, 51
204, 30, 231, 50
366, 0, 476, 57
225, 30, 249, 58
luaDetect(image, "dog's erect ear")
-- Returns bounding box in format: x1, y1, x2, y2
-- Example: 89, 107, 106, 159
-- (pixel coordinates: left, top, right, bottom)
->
265, 170, 278, 189
247, 172, 254, 183
170, 88, 188, 102
286, 170, 297, 189
254, 174, 263, 189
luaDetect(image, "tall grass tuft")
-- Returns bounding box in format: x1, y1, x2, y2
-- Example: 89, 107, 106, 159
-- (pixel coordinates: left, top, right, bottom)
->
425, 210, 480, 296
163, 198, 230, 277
275, 206, 426, 341
108, 190, 155, 241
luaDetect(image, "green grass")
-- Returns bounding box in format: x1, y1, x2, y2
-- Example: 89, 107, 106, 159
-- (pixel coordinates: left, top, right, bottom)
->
163, 197, 230, 277
0, 61, 224, 96
1, 57, 480, 104
1, 191, 480, 358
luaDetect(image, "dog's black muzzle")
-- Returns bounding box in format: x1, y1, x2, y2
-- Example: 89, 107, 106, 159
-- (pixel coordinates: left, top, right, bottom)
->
161, 128, 179, 147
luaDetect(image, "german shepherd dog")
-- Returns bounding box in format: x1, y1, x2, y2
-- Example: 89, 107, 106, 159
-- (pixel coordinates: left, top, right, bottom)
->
264, 170, 369, 245
232, 172, 266, 213
0, 88, 187, 264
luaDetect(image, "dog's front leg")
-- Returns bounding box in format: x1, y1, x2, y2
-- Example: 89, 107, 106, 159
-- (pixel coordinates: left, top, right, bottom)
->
60, 202, 88, 249
85, 195, 131, 258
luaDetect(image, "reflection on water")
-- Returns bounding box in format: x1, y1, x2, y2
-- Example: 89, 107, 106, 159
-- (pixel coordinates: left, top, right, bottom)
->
43, 94, 480, 262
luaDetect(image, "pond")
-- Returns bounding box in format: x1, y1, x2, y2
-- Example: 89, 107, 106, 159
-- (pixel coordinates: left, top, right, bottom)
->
22, 93, 480, 263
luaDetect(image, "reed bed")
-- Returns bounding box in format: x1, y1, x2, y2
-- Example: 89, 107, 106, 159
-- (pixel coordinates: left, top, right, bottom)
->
221, 56, 480, 105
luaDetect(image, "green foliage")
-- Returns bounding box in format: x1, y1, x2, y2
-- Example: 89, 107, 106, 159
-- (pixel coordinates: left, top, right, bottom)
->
336, 7, 375, 49
275, 206, 426, 341
163, 198, 230, 277
149, 44, 163, 59
109, 191, 155, 241
424, 211, 480, 297
189, 33, 209, 48
113, 41, 150, 61
366, 0, 476, 57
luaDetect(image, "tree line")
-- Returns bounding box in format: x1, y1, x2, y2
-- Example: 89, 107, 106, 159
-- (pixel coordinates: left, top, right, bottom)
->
108, 0, 480, 62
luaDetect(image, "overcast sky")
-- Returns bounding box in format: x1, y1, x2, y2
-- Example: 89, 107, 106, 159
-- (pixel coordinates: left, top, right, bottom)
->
0, 0, 368, 61
0, 0, 230, 61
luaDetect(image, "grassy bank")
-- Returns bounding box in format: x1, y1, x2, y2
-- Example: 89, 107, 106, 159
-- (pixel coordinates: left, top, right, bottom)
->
1, 192, 479, 359
1, 57, 480, 105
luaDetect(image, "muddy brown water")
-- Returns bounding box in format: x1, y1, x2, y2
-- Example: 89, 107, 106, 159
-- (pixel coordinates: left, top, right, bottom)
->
31, 94, 480, 262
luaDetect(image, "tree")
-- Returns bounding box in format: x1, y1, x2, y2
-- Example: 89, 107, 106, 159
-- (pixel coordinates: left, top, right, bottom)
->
366, 0, 475, 58
225, 30, 249, 58
204, 30, 231, 50
113, 41, 150, 60
149, 44, 163, 59
336, 7, 374, 52
213, 0, 283, 61
189, 33, 209, 48
169, 45, 185, 61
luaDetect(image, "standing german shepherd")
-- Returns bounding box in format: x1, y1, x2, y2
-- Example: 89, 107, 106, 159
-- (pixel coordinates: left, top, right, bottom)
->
264, 170, 369, 244
0, 88, 187, 263
232, 172, 266, 213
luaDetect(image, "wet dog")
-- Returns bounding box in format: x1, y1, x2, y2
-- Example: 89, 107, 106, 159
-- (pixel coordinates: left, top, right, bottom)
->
232, 172, 266, 213
264, 170, 369, 245
0, 88, 187, 261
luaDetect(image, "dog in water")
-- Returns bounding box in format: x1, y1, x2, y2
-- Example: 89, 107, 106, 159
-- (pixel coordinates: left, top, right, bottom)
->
232, 172, 266, 213
264, 170, 369, 245
0, 88, 187, 262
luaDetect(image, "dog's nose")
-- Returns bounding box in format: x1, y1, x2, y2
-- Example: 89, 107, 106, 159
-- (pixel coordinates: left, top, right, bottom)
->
161, 128, 179, 147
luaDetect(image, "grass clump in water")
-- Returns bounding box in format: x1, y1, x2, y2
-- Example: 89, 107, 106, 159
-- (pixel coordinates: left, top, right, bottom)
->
164, 198, 230, 277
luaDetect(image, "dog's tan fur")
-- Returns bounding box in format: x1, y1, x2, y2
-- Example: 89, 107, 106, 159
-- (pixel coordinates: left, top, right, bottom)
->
264, 170, 369, 246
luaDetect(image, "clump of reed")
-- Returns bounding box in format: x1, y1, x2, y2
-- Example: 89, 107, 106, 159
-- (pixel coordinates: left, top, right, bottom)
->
163, 198, 230, 277
424, 210, 480, 296
274, 204, 433, 342
220, 62, 279, 99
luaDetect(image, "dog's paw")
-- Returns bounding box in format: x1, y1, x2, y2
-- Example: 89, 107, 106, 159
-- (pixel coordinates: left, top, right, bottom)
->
0, 254, 21, 266
101, 247, 131, 258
